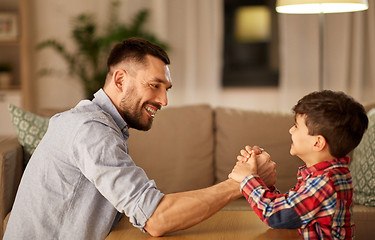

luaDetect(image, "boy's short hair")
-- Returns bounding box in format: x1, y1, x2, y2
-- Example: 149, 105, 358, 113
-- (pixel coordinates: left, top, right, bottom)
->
106, 37, 170, 72
292, 90, 368, 158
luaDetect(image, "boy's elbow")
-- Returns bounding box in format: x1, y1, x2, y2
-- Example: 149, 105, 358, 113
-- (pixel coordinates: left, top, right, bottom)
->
267, 209, 302, 229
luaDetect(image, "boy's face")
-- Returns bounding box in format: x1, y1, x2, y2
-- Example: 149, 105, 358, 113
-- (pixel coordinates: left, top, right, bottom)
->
289, 114, 317, 160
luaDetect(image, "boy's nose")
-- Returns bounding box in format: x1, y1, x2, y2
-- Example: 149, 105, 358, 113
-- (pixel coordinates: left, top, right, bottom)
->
289, 126, 294, 134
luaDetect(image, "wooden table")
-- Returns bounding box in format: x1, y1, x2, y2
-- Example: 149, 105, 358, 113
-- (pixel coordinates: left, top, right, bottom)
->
106, 211, 302, 239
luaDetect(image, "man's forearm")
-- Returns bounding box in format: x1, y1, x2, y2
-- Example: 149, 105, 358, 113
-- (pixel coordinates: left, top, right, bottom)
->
144, 179, 242, 237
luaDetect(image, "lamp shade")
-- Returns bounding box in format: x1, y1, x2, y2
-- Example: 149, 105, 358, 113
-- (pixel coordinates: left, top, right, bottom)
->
276, 0, 368, 14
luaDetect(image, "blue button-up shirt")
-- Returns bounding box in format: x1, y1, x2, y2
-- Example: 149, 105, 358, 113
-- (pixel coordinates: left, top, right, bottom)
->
4, 89, 164, 240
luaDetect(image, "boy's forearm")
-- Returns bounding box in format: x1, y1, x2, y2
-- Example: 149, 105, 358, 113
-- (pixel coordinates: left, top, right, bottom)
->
144, 179, 242, 236
241, 175, 301, 229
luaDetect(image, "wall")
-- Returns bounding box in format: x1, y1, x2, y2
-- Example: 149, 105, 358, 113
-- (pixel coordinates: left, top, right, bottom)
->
30, 0, 289, 114
33, 0, 151, 111
32, 0, 375, 115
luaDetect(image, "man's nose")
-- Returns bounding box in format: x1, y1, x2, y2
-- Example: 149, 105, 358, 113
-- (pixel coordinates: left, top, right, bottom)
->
156, 89, 168, 107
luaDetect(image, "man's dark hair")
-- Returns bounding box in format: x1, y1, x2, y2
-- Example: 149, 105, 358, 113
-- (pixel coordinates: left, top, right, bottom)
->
107, 37, 170, 71
292, 90, 368, 158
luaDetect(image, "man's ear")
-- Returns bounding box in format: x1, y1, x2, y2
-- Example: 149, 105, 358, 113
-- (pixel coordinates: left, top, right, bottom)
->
112, 69, 127, 91
313, 135, 327, 152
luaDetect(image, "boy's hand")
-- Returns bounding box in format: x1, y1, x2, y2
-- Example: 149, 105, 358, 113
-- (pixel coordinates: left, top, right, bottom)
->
229, 150, 258, 182
237, 145, 263, 163
232, 145, 277, 187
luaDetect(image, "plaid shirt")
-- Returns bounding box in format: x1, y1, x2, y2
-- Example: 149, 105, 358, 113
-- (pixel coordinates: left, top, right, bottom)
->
240, 157, 354, 240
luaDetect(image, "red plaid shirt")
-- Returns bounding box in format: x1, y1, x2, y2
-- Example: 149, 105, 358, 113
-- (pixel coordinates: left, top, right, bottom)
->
240, 157, 354, 239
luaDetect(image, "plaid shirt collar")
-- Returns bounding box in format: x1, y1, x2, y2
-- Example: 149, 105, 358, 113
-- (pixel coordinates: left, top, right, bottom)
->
297, 156, 350, 180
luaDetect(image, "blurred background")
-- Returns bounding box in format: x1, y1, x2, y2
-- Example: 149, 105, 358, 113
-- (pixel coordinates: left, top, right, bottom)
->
1, 0, 374, 135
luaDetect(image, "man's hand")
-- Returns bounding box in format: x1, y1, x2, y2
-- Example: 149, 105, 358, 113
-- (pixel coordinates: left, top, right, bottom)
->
229, 156, 257, 182
236, 145, 263, 163
256, 150, 277, 188
231, 145, 277, 188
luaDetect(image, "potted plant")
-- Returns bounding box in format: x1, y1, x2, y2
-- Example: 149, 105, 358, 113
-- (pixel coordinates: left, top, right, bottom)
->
37, 0, 168, 99
0, 63, 12, 88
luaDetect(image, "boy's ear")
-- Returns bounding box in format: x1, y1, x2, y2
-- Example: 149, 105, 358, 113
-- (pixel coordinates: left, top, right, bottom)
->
313, 135, 327, 152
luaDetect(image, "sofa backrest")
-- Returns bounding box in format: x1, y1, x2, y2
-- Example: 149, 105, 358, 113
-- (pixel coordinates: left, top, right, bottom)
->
128, 105, 304, 194
127, 105, 215, 194
214, 107, 302, 193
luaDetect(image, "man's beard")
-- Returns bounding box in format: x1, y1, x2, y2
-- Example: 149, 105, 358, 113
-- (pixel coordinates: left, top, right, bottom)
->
119, 98, 153, 131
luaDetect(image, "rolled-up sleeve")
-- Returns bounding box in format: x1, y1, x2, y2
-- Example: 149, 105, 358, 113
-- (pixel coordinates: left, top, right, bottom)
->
71, 119, 164, 229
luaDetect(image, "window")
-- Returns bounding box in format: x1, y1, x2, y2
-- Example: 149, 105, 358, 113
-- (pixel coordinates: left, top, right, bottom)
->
222, 0, 279, 87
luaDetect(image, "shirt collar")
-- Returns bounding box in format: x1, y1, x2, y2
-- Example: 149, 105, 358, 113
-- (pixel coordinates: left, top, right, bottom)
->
92, 89, 129, 138
298, 156, 350, 179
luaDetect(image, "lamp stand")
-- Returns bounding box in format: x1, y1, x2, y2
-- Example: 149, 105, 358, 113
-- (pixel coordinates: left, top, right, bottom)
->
319, 12, 325, 91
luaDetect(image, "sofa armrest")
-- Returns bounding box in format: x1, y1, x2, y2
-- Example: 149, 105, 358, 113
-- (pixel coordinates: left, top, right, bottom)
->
353, 204, 375, 240
0, 136, 23, 238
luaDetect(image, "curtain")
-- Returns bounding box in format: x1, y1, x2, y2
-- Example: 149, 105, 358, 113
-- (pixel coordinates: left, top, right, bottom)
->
279, 1, 375, 110
153, 0, 375, 110
153, 0, 223, 107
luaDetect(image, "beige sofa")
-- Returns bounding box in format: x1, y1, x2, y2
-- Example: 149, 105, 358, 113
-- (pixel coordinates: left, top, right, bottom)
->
1, 104, 374, 239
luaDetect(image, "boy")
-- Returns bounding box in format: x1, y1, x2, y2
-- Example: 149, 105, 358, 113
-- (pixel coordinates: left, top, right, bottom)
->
229, 90, 368, 239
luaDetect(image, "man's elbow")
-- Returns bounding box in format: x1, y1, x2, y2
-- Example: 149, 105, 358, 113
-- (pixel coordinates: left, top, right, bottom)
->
144, 226, 165, 237
144, 218, 167, 237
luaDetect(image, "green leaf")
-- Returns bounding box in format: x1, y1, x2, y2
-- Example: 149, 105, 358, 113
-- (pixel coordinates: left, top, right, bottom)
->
36, 0, 169, 99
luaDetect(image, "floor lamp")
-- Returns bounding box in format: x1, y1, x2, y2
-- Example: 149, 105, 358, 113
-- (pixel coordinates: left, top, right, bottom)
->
275, 0, 368, 90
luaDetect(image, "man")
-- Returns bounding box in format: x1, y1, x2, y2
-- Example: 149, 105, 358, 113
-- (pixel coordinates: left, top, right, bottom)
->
4, 38, 276, 239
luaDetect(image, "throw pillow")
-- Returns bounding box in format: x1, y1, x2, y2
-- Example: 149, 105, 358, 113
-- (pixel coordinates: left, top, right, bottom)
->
8, 104, 49, 164
350, 108, 375, 207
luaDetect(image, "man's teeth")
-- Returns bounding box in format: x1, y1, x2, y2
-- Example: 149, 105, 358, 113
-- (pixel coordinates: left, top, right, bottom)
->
145, 107, 157, 116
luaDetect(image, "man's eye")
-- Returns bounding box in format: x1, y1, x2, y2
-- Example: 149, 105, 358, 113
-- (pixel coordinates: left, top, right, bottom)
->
150, 84, 159, 88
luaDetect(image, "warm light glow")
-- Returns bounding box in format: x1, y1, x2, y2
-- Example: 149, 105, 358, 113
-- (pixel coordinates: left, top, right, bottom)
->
276, 0, 368, 14
235, 6, 271, 42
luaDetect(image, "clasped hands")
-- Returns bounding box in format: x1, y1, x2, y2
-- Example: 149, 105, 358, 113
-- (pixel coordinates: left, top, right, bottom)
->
228, 145, 277, 188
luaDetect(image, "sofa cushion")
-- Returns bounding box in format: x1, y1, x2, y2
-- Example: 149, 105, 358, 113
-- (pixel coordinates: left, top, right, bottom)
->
215, 107, 302, 193
350, 108, 375, 207
127, 105, 215, 194
8, 104, 49, 164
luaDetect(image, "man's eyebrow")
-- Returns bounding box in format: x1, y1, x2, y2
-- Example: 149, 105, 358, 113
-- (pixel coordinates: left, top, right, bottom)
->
153, 78, 173, 89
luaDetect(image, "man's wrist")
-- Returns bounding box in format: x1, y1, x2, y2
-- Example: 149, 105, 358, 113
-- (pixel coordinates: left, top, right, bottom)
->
225, 178, 243, 198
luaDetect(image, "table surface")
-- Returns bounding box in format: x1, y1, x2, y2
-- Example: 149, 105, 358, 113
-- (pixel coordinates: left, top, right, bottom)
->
106, 210, 302, 240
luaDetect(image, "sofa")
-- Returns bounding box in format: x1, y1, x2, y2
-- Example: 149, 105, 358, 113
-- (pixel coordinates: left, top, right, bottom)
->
1, 104, 375, 239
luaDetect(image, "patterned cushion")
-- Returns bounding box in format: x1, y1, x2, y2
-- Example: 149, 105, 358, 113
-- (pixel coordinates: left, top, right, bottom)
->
350, 108, 375, 207
8, 104, 49, 164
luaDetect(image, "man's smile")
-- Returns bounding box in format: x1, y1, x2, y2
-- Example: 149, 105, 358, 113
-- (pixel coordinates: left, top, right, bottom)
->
145, 105, 158, 118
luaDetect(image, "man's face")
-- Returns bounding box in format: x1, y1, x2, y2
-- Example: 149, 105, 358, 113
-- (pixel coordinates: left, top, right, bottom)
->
119, 55, 172, 131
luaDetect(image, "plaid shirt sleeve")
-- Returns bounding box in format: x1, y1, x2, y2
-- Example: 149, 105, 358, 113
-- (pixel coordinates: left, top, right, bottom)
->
240, 173, 336, 230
